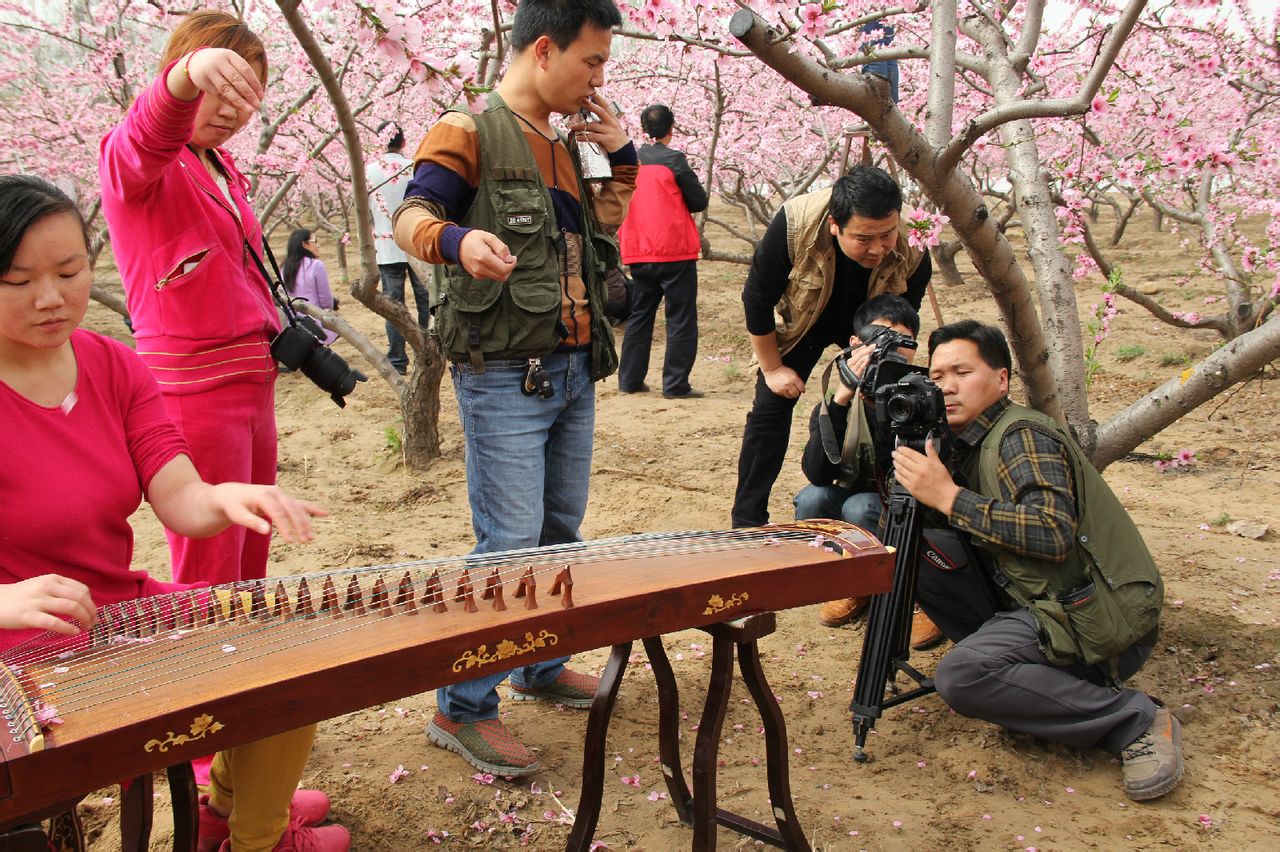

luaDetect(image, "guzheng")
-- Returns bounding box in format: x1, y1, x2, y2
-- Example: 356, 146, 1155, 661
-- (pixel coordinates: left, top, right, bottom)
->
0, 521, 891, 829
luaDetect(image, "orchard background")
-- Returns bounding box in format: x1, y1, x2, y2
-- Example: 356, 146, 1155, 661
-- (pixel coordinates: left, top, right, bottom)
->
2, 1, 1278, 848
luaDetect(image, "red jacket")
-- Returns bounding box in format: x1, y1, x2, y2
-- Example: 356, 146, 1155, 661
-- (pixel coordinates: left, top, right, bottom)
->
619, 144, 707, 264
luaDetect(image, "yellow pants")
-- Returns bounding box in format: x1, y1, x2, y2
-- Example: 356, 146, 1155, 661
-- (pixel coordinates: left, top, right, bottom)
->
206, 724, 317, 852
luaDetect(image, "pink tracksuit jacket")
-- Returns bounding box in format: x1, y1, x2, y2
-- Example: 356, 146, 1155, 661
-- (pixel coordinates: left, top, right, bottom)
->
99, 65, 280, 394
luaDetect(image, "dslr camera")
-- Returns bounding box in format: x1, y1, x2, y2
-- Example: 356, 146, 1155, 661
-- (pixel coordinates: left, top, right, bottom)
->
271, 313, 367, 408
851, 326, 948, 456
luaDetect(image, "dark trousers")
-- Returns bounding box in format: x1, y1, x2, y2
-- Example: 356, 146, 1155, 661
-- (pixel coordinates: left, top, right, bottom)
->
379, 262, 429, 371
617, 260, 699, 395
916, 553, 1157, 753
730, 332, 836, 527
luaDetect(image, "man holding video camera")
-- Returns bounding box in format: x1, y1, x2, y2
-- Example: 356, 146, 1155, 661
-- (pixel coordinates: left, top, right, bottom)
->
794, 294, 941, 648
890, 319, 1182, 802
732, 166, 930, 528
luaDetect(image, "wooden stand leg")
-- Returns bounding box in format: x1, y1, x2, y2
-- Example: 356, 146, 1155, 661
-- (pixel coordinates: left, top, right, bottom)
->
737, 640, 810, 851
566, 642, 631, 852
691, 632, 736, 851
168, 762, 199, 852
643, 635, 694, 824
120, 774, 154, 852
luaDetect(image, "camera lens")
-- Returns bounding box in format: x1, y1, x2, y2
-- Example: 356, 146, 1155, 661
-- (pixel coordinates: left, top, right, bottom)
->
886, 392, 922, 425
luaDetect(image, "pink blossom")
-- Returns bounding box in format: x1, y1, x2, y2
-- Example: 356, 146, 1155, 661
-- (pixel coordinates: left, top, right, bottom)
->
621, 774, 642, 787
388, 765, 409, 784
1090, 94, 1108, 113
472, 772, 496, 785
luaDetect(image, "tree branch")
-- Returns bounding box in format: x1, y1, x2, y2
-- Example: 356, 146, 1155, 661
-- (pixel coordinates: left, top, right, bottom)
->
1093, 317, 1280, 469
936, 0, 1148, 177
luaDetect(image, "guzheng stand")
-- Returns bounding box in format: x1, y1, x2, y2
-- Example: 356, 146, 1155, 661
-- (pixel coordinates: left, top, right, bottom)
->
0, 764, 197, 852
568, 612, 810, 852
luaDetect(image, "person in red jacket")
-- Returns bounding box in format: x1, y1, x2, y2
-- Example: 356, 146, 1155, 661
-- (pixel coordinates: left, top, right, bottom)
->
617, 105, 709, 399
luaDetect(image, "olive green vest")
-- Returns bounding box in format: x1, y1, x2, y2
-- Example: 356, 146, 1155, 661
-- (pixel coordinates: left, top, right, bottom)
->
435, 93, 619, 379
960, 403, 1163, 669
775, 187, 923, 356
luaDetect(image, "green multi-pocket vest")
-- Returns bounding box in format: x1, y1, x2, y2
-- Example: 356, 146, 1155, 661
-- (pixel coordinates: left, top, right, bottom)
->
432, 92, 619, 380
959, 403, 1163, 670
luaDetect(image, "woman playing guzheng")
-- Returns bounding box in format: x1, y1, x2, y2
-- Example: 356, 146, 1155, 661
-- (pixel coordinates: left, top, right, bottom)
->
0, 176, 347, 852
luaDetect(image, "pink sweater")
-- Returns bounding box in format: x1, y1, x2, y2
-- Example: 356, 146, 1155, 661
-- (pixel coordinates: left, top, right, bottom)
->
0, 331, 191, 651
99, 65, 280, 395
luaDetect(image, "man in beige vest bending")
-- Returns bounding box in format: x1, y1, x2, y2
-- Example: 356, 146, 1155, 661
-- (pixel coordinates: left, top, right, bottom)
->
731, 166, 930, 528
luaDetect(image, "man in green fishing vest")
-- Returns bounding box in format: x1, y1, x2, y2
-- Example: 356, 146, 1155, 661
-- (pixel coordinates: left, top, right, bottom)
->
392, 0, 636, 778
890, 320, 1183, 802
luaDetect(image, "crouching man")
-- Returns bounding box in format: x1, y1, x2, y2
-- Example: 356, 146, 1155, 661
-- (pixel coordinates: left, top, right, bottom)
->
890, 319, 1183, 802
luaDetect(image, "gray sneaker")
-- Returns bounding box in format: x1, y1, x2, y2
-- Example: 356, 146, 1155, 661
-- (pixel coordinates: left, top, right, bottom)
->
1121, 707, 1184, 801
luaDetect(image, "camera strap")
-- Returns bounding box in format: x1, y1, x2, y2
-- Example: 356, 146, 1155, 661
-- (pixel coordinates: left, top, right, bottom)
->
243, 237, 318, 339
817, 348, 864, 465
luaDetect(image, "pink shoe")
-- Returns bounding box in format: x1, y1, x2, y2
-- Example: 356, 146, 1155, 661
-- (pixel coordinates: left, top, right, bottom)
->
217, 822, 350, 852
198, 791, 332, 852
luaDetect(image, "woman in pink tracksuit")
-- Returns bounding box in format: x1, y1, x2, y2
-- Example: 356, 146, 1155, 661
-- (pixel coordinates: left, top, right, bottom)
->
100, 12, 281, 589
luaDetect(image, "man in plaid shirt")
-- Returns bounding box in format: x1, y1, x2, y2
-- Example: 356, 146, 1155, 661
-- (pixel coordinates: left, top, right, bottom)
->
890, 320, 1183, 802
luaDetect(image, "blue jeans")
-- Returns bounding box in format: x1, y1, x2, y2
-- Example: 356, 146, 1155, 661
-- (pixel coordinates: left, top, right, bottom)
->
793, 485, 883, 532
378, 262, 429, 372
436, 351, 595, 722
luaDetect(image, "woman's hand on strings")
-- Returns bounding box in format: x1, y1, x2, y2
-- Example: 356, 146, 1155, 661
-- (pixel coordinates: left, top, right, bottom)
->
0, 575, 97, 636
208, 483, 329, 543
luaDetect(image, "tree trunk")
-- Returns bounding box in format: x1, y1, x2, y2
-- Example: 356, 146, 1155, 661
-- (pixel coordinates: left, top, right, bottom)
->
931, 241, 965, 287
401, 347, 446, 468
973, 19, 1091, 447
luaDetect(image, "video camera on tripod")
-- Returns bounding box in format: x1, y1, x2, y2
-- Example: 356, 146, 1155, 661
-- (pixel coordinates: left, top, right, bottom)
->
838, 331, 951, 762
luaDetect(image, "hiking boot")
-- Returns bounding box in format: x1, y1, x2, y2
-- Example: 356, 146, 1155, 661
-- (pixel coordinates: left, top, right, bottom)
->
216, 820, 349, 852
819, 596, 868, 627
1121, 707, 1184, 801
909, 605, 945, 650
198, 791, 331, 852
427, 711, 541, 777
508, 669, 599, 709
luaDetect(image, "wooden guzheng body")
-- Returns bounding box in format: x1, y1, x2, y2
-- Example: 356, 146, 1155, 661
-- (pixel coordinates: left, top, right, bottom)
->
0, 521, 891, 830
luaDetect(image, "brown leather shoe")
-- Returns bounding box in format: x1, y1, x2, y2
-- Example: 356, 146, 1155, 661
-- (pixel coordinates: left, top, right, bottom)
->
910, 605, 945, 650
819, 596, 869, 627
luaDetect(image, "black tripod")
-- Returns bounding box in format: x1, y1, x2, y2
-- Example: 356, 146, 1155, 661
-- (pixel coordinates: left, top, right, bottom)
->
848, 477, 936, 762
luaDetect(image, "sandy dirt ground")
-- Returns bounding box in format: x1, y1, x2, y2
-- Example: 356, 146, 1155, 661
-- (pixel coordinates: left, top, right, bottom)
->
67, 207, 1278, 850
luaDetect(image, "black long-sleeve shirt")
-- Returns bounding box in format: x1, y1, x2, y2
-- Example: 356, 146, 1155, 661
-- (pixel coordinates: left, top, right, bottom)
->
742, 207, 931, 343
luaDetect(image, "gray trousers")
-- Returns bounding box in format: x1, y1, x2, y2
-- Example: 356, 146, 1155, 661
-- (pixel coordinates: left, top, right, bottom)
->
933, 609, 1157, 753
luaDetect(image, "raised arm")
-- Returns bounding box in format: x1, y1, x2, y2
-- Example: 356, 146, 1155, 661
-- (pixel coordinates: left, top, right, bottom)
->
99, 48, 263, 203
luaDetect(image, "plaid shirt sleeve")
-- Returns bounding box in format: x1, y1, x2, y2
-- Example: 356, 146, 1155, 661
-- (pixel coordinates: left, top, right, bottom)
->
949, 424, 1077, 561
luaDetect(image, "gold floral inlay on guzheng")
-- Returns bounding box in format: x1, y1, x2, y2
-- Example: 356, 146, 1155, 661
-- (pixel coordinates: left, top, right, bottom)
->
144, 713, 225, 754
452, 629, 559, 672
0, 523, 892, 832
704, 592, 749, 616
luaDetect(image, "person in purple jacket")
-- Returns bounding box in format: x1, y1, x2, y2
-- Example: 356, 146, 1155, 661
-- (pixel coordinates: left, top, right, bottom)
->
283, 229, 338, 345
